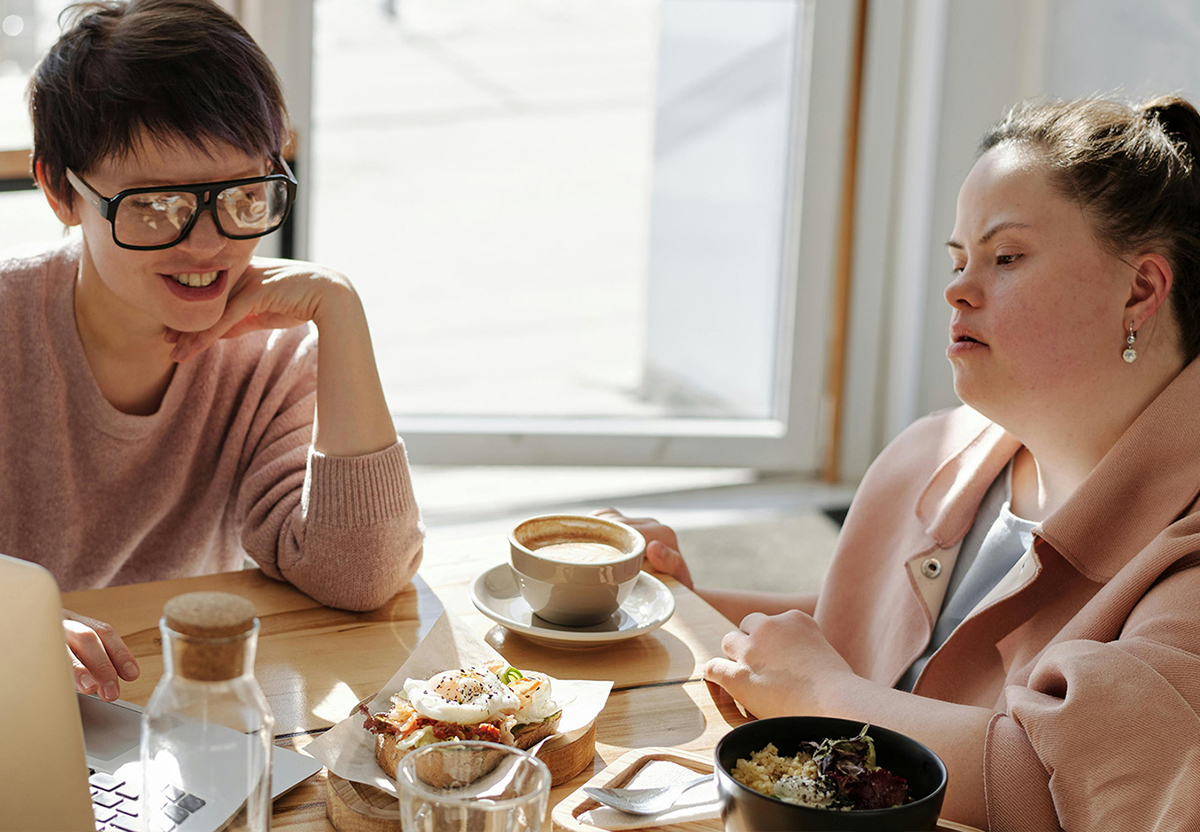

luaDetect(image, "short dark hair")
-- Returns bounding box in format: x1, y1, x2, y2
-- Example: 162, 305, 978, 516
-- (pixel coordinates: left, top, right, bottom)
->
980, 95, 1200, 365
28, 0, 289, 204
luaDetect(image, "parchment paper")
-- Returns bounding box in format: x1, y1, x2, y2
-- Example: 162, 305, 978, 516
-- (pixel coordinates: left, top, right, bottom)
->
305, 610, 613, 796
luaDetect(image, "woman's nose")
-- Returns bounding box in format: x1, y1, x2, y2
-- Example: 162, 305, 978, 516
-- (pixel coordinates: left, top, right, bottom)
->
944, 267, 981, 309
178, 209, 225, 254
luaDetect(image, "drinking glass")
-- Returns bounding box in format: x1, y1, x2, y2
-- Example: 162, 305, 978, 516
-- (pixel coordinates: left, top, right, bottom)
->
396, 741, 551, 832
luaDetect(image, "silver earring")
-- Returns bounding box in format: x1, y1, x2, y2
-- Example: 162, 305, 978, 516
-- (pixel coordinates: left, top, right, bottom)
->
1123, 323, 1138, 363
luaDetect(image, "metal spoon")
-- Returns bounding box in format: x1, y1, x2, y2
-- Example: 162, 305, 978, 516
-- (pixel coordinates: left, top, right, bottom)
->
584, 773, 712, 815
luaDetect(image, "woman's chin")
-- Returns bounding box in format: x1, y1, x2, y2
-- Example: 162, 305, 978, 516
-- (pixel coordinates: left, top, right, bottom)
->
162, 313, 221, 339
951, 379, 995, 418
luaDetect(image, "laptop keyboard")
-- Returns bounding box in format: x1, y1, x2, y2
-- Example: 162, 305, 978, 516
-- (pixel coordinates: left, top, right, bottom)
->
89, 768, 206, 832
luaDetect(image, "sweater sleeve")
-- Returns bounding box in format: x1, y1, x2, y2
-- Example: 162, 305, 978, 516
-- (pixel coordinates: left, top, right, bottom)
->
233, 330, 424, 611
983, 563, 1200, 832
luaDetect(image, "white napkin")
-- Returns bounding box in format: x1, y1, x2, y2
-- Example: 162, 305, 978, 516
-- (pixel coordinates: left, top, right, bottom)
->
578, 760, 721, 830
305, 610, 613, 796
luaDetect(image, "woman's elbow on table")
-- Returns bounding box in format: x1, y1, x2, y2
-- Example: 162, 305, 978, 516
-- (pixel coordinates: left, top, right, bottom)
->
275, 522, 425, 611
327, 547, 424, 612
365, 537, 425, 610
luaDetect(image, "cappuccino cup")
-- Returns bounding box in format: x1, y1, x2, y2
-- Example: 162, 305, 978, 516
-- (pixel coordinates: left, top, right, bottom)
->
509, 514, 645, 627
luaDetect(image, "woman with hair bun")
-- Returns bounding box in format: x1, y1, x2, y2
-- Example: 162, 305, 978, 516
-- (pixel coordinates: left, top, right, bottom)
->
604, 94, 1200, 830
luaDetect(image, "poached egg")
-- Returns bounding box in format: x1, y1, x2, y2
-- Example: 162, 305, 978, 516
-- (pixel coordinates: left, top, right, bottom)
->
401, 667, 520, 725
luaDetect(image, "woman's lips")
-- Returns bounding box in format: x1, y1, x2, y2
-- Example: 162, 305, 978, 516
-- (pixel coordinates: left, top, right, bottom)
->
159, 269, 228, 301
947, 336, 988, 358
948, 324, 988, 357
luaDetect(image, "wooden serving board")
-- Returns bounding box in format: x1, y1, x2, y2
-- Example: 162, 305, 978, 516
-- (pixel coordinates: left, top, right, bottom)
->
327, 773, 402, 832
553, 747, 715, 832
326, 720, 597, 832
551, 746, 985, 832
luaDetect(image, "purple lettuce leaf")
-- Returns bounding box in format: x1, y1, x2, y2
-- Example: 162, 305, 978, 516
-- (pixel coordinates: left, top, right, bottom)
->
846, 767, 909, 810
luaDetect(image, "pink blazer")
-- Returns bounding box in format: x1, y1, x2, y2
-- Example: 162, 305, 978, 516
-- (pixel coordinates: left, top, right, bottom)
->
815, 359, 1200, 831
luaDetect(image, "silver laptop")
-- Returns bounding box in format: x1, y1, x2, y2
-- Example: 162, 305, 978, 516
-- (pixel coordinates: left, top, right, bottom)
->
0, 554, 321, 832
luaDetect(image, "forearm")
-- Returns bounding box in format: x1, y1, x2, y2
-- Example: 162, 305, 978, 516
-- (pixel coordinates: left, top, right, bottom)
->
311, 286, 398, 456
816, 680, 991, 829
696, 588, 818, 622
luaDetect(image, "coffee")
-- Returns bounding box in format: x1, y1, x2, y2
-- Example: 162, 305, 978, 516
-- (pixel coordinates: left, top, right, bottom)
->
533, 540, 628, 564
510, 514, 646, 626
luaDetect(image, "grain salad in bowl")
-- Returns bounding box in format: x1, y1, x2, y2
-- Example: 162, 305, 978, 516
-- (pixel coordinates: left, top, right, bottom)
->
732, 724, 909, 810
714, 716, 947, 832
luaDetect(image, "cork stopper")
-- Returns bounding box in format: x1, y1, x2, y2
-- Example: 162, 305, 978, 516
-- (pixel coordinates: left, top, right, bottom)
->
163, 592, 258, 682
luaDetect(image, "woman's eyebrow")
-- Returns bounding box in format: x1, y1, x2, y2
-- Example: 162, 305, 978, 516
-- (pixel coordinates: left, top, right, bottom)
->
121, 166, 266, 190
946, 220, 1033, 251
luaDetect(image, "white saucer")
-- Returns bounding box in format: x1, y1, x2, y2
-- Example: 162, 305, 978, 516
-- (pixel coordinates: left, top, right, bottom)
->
470, 564, 675, 647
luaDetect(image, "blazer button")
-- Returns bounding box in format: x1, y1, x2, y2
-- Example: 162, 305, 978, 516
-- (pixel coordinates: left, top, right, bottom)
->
921, 557, 942, 579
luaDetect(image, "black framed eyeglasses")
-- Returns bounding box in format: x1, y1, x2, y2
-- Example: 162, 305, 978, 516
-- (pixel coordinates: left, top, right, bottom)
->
65, 159, 298, 251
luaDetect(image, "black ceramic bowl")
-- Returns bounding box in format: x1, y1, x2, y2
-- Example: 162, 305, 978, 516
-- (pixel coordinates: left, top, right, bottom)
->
715, 716, 947, 832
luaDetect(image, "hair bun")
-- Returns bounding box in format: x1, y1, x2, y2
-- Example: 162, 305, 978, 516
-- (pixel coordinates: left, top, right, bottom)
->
1142, 95, 1200, 162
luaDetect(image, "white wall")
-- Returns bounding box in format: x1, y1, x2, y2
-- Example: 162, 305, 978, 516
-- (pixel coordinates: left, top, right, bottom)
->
1045, 0, 1200, 101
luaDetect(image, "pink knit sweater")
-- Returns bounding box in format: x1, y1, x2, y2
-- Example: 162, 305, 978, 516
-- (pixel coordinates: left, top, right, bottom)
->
0, 244, 423, 611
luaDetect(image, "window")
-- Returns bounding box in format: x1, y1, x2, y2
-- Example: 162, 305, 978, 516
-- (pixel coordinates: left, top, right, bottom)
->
307, 0, 857, 469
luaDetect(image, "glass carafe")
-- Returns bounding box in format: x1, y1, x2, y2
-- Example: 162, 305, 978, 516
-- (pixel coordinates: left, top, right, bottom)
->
141, 592, 274, 832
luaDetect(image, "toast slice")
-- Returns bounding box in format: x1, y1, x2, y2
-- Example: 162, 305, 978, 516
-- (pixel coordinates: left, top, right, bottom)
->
512, 711, 562, 750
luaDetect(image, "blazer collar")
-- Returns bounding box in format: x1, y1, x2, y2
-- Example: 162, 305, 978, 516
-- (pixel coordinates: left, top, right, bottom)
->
1040, 358, 1200, 581
915, 359, 1200, 582
915, 407, 1022, 548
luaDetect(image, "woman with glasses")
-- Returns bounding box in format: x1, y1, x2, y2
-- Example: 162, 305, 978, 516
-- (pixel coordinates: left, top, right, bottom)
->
3, 0, 422, 702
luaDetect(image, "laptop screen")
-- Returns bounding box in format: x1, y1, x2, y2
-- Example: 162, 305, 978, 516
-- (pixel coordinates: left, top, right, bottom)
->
0, 554, 96, 832
0, 554, 324, 832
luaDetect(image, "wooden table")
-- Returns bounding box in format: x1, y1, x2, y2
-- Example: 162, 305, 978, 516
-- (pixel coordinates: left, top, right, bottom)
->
63, 556, 749, 831
64, 543, 980, 832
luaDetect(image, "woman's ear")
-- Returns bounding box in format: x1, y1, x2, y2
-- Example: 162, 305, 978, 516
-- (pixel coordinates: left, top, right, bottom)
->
34, 160, 81, 227
1126, 252, 1173, 331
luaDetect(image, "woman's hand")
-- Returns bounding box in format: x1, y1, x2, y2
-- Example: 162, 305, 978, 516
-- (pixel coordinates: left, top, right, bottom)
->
166, 258, 351, 362
593, 509, 817, 624
169, 257, 397, 457
594, 508, 694, 590
63, 610, 139, 701
704, 609, 855, 718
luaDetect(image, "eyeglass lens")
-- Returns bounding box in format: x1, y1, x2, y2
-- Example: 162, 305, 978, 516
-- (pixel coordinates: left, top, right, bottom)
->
113, 179, 290, 247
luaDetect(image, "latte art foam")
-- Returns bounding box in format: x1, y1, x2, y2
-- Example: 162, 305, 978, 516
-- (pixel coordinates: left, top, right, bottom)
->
533, 540, 628, 564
